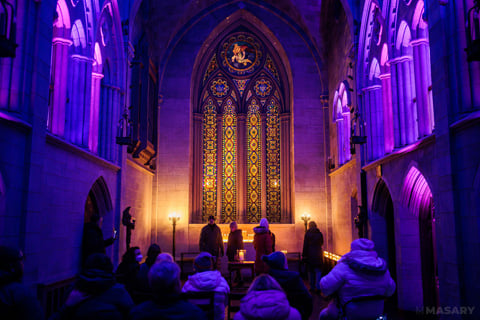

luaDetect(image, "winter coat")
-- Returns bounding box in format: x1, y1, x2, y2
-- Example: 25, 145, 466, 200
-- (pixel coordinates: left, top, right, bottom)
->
227, 229, 244, 261
253, 226, 273, 274
181, 270, 230, 320
82, 222, 115, 262
199, 224, 224, 257
0, 270, 44, 320
268, 269, 313, 320
53, 268, 133, 320
116, 261, 140, 299
302, 227, 324, 268
320, 249, 396, 306
129, 295, 208, 320
233, 289, 301, 320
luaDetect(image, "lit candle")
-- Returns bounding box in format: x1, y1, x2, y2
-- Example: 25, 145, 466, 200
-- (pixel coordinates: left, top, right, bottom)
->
238, 250, 245, 261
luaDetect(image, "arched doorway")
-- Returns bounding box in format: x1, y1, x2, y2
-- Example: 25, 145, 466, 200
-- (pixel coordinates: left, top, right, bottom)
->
402, 166, 438, 309
371, 179, 397, 305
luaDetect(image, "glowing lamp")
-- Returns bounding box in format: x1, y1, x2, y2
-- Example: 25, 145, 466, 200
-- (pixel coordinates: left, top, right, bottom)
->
0, 0, 17, 57
168, 213, 180, 259
301, 213, 311, 233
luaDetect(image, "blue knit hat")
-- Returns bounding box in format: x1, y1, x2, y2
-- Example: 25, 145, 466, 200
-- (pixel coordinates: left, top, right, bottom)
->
194, 252, 214, 272
262, 251, 287, 270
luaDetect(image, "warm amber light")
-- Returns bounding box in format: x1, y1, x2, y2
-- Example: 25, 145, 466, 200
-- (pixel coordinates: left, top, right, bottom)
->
300, 213, 311, 222
168, 212, 180, 222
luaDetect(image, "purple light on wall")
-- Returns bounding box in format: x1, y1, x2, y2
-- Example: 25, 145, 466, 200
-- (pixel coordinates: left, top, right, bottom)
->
401, 166, 432, 216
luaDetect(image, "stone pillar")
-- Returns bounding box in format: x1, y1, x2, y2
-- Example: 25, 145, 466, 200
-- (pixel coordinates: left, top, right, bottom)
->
362, 85, 383, 161
237, 113, 247, 223
50, 37, 72, 136
89, 72, 104, 153
192, 112, 203, 223
379, 73, 394, 153
280, 112, 291, 223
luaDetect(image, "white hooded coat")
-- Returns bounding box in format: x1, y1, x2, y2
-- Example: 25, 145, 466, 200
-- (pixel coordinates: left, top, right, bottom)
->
320, 239, 396, 306
233, 289, 301, 320
181, 270, 230, 320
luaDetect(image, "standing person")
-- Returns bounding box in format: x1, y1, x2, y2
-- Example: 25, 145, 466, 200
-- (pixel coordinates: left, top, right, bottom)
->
302, 221, 324, 292
130, 261, 207, 320
182, 252, 230, 320
0, 246, 44, 320
227, 221, 244, 284
253, 218, 273, 275
319, 239, 396, 320
226, 221, 244, 261
121, 207, 135, 249
199, 215, 224, 269
82, 212, 116, 264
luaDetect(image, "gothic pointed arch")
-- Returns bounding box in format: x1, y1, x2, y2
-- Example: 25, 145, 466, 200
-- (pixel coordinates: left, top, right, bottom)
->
191, 15, 292, 224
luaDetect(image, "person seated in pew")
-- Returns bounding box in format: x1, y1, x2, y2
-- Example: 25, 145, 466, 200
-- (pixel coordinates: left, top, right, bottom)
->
182, 252, 230, 320
319, 239, 396, 320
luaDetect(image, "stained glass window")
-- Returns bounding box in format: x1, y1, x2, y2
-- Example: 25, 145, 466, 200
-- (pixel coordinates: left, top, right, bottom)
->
247, 99, 262, 223
266, 99, 281, 222
202, 99, 217, 221
222, 99, 237, 222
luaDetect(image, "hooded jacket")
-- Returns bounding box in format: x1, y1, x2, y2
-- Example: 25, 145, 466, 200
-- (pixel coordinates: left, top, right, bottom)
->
181, 270, 230, 320
253, 226, 273, 274
320, 239, 396, 306
233, 289, 301, 320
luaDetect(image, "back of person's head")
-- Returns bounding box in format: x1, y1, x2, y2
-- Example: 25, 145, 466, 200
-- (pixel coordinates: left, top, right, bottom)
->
0, 245, 24, 282
122, 246, 141, 264
156, 252, 174, 263
262, 251, 287, 270
78, 253, 115, 293
308, 221, 317, 229
194, 252, 214, 272
145, 244, 161, 266
148, 261, 181, 295
230, 221, 237, 231
248, 274, 283, 293
259, 218, 269, 230
350, 238, 375, 251
90, 212, 101, 224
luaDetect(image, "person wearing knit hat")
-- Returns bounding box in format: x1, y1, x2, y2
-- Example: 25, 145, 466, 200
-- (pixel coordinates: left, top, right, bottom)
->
262, 252, 313, 320
182, 252, 230, 320
0, 245, 44, 320
319, 238, 396, 320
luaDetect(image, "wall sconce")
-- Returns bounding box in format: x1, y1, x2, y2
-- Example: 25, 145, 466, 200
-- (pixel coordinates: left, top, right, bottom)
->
168, 213, 181, 259
0, 0, 18, 57
116, 108, 133, 146
466, 0, 480, 61
300, 213, 311, 233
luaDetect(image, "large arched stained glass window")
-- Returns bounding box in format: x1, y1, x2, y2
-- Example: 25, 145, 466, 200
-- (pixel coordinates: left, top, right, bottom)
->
194, 28, 290, 224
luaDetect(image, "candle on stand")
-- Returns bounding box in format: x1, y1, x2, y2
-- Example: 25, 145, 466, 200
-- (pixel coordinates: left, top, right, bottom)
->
238, 249, 245, 261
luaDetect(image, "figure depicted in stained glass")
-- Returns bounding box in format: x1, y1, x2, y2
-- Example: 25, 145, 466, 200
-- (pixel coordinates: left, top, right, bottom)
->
231, 43, 253, 65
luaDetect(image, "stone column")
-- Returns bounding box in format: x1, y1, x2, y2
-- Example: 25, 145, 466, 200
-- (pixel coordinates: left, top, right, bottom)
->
89, 72, 104, 153
192, 112, 203, 223
237, 113, 247, 223
280, 112, 291, 223
379, 72, 394, 153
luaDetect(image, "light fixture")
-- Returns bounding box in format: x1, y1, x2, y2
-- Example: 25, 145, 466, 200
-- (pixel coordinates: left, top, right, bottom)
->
0, 0, 18, 57
466, 0, 480, 61
168, 213, 180, 259
116, 108, 133, 146
300, 213, 311, 233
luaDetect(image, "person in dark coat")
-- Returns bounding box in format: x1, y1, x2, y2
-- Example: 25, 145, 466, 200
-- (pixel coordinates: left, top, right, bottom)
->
262, 251, 313, 320
135, 244, 161, 303
129, 260, 207, 320
121, 207, 136, 249
253, 218, 273, 275
52, 253, 133, 320
199, 215, 224, 268
0, 246, 44, 320
226, 221, 244, 261
82, 212, 116, 264
302, 221, 324, 292
116, 247, 142, 299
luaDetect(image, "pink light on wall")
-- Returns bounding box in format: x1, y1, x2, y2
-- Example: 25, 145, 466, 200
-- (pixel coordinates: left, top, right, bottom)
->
401, 166, 433, 216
